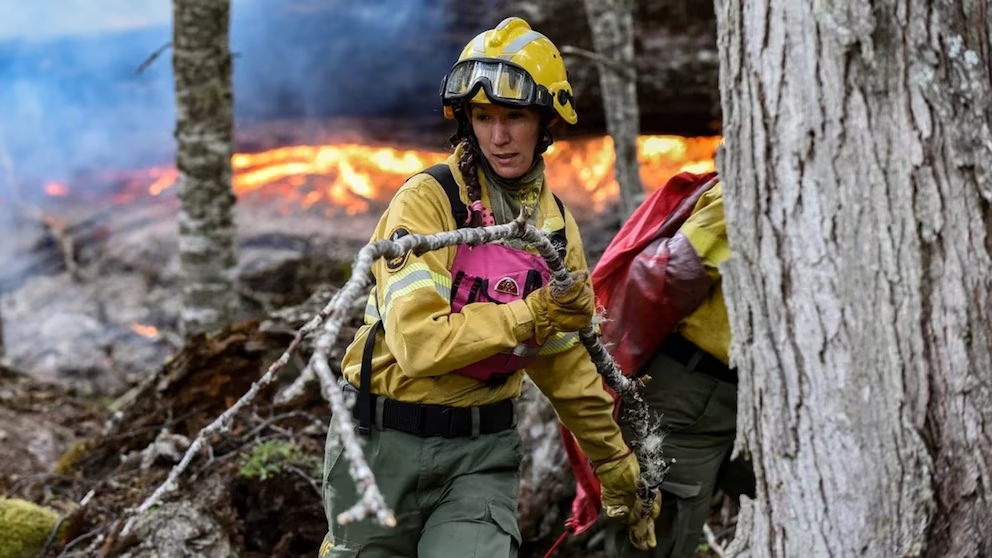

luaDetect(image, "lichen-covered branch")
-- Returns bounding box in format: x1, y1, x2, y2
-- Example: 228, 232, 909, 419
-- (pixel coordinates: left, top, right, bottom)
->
121, 209, 668, 536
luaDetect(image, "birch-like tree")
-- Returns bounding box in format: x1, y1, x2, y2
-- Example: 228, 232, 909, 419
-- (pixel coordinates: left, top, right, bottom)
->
582, 0, 643, 220
0, 295, 5, 359
717, 1, 992, 556
173, 0, 239, 336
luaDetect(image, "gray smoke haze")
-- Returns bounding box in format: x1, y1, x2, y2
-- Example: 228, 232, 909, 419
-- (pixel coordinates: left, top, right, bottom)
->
0, 0, 462, 205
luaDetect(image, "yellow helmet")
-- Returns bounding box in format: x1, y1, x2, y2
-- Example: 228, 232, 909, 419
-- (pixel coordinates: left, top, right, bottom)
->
440, 17, 577, 125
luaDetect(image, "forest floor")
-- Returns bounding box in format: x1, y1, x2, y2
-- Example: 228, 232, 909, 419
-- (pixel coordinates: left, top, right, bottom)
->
0, 199, 739, 557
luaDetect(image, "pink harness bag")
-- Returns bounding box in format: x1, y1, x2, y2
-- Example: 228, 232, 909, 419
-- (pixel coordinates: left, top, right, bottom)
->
448, 243, 551, 382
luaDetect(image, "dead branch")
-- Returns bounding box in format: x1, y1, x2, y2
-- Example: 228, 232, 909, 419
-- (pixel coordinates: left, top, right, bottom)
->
704, 522, 727, 558
135, 42, 173, 74
39, 216, 87, 282
121, 208, 668, 536
560, 45, 636, 79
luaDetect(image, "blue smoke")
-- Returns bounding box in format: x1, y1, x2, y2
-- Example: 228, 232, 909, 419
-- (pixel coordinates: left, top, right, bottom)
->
0, 0, 462, 202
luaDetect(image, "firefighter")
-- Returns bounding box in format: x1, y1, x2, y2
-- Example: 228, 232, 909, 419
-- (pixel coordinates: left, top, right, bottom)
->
319, 17, 659, 557
601, 177, 757, 558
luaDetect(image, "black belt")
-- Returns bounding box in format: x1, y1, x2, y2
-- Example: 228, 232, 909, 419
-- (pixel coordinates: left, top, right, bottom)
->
345, 383, 516, 438
659, 333, 737, 385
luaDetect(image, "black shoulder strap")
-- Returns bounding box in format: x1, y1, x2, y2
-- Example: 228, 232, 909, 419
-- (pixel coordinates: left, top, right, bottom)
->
422, 163, 466, 228
357, 319, 383, 436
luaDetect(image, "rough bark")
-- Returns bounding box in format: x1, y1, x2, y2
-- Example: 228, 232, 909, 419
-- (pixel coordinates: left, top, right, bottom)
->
582, 0, 643, 219
717, 1, 992, 557
0, 295, 5, 359
173, 0, 240, 337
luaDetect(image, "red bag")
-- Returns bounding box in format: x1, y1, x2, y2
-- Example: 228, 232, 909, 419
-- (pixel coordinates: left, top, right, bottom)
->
560, 171, 719, 538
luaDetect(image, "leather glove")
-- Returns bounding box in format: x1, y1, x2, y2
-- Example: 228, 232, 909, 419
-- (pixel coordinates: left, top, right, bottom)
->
595, 451, 662, 551
524, 271, 595, 344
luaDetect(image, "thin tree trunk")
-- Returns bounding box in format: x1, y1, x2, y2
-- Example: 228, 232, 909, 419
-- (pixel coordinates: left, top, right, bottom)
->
0, 291, 5, 360
173, 0, 240, 337
717, 1, 992, 556
582, 0, 643, 220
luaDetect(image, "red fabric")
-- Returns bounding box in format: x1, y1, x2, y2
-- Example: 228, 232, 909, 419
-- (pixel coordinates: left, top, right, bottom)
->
559, 171, 719, 537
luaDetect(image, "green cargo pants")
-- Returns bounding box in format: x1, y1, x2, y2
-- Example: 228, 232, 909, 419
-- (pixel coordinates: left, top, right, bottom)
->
320, 424, 522, 557
605, 351, 755, 558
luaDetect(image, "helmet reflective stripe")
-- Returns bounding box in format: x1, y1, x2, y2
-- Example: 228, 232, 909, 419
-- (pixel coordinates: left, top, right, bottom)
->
494, 17, 516, 31
467, 34, 486, 57
497, 30, 544, 59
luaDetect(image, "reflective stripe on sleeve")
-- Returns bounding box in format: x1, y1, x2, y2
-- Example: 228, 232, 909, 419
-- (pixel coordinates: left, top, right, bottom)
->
380, 262, 452, 317
538, 331, 580, 355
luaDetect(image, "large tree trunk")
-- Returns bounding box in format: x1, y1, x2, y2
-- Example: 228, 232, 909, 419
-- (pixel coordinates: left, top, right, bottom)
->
173, 0, 240, 337
717, 1, 992, 556
581, 0, 643, 219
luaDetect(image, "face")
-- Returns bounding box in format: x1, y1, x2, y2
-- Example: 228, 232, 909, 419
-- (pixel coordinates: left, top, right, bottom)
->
469, 103, 543, 179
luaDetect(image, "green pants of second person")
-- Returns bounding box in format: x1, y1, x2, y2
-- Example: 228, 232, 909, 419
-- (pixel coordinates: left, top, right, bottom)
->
605, 351, 755, 558
320, 425, 522, 558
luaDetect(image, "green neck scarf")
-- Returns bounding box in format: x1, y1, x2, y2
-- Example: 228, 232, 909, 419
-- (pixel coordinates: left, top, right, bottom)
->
479, 156, 546, 226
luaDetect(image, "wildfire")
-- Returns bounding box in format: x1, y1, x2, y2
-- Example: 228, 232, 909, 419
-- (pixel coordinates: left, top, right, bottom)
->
47, 135, 721, 214
130, 323, 159, 338
45, 181, 70, 197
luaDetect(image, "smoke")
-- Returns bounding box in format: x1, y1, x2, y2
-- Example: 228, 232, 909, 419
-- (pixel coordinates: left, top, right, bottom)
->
0, 0, 461, 203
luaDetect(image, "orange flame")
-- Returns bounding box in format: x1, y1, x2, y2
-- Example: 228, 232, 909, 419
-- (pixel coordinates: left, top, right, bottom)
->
130, 323, 159, 338
52, 135, 721, 214
45, 181, 70, 197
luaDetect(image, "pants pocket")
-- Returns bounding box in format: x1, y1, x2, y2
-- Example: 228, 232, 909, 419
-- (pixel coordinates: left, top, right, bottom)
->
487, 501, 522, 558
418, 498, 521, 558
640, 354, 719, 433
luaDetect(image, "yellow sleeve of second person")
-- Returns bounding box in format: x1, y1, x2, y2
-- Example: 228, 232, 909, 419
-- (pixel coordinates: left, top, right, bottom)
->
374, 176, 536, 378
679, 182, 730, 280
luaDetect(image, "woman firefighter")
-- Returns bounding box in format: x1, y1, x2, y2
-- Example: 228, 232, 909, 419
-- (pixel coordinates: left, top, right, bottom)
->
320, 17, 659, 557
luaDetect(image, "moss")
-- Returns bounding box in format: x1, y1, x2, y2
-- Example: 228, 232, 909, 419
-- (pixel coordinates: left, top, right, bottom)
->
53, 439, 93, 475
0, 498, 61, 558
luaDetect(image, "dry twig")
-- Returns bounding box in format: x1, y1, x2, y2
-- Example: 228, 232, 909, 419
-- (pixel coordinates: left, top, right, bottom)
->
560, 45, 636, 79
135, 42, 172, 74
704, 522, 728, 558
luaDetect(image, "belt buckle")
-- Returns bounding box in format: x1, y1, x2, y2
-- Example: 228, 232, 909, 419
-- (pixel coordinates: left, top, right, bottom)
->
422, 406, 454, 437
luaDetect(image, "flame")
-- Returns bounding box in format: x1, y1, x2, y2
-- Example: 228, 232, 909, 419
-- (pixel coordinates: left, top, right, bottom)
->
130, 323, 159, 338
45, 181, 70, 197
48, 135, 721, 214
147, 167, 178, 196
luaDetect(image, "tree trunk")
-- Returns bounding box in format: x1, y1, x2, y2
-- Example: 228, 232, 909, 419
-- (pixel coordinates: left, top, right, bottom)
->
0, 291, 5, 359
717, 1, 992, 556
505, 0, 721, 138
173, 0, 240, 337
581, 0, 643, 220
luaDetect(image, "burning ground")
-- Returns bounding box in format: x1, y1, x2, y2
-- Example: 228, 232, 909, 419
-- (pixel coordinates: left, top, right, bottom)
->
0, 133, 736, 557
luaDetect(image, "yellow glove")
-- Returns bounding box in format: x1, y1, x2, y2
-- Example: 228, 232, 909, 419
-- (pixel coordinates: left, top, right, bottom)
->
595, 452, 662, 551
524, 271, 595, 344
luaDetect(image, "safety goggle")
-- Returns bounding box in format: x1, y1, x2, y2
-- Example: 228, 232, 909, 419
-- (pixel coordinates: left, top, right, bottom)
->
440, 58, 553, 110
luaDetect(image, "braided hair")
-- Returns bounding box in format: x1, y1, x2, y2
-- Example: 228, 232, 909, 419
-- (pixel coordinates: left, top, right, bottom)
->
449, 117, 486, 227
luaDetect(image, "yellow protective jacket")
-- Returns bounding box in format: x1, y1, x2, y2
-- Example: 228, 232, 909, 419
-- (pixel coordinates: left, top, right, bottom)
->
676, 182, 731, 364
339, 150, 627, 463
